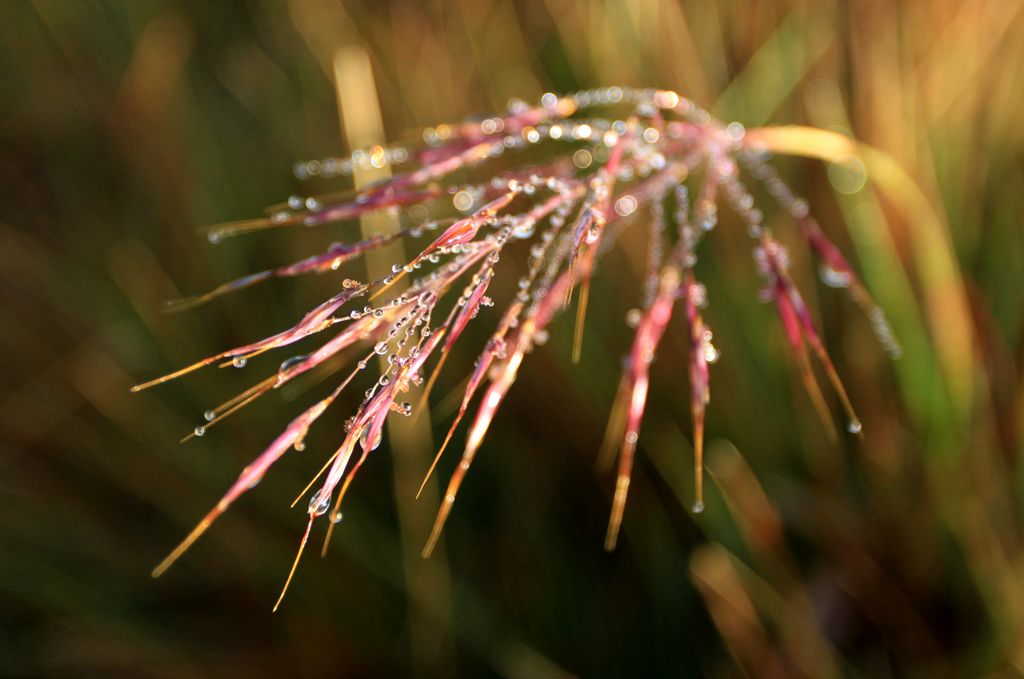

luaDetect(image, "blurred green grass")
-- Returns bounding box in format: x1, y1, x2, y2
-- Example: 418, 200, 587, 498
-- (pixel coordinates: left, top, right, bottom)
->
1, 1, 1022, 676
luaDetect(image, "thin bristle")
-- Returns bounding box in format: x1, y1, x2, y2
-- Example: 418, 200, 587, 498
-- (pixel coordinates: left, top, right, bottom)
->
216, 375, 279, 415
164, 271, 274, 313
571, 274, 591, 364
604, 469, 632, 551
597, 374, 630, 472
422, 439, 478, 558
815, 352, 862, 437
422, 495, 453, 559
416, 421, 458, 500
692, 408, 705, 512
321, 512, 339, 558
181, 378, 275, 443
204, 216, 297, 241
131, 357, 219, 392
563, 258, 577, 308
291, 450, 341, 508
795, 352, 837, 441
152, 510, 218, 578
273, 517, 313, 612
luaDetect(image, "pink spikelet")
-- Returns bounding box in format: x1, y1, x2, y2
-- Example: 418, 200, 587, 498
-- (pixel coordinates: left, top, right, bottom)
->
134, 87, 897, 604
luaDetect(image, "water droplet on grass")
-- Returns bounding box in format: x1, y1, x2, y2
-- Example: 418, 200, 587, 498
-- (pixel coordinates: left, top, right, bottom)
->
820, 264, 851, 288
308, 490, 331, 516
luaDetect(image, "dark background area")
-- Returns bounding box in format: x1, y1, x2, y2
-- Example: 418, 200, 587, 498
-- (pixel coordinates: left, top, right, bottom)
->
1, 1, 1023, 676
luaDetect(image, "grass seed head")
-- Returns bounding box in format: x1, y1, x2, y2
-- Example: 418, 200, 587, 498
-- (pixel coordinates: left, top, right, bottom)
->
135, 87, 895, 604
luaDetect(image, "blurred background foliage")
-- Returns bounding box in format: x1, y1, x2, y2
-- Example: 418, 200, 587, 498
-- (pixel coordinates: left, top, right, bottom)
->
1, 0, 1023, 676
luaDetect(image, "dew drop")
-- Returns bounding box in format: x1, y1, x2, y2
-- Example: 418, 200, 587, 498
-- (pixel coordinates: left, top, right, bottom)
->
614, 195, 638, 217
308, 490, 332, 516
827, 156, 868, 195
847, 419, 863, 434
360, 428, 382, 451
625, 308, 643, 328
726, 121, 745, 141
232, 356, 247, 368
279, 354, 308, 373
193, 426, 206, 437
689, 283, 708, 308
820, 264, 852, 289
692, 501, 705, 514
330, 510, 344, 524
203, 409, 216, 422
